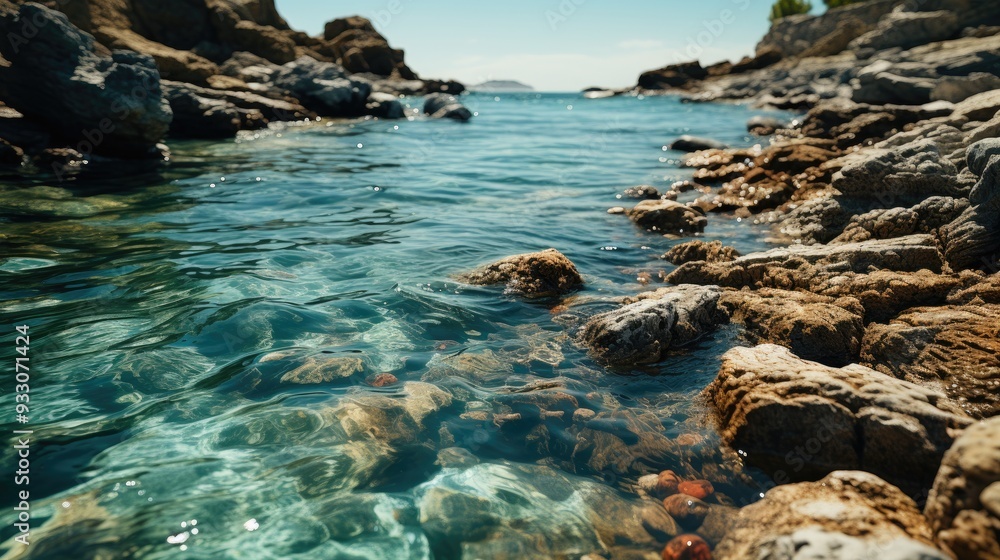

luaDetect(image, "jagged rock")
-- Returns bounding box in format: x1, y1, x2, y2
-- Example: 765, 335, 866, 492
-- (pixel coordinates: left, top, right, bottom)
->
948, 273, 1000, 304
833, 139, 972, 205
210, 0, 297, 64
861, 304, 1000, 419
832, 196, 970, 243
662, 240, 740, 265
714, 471, 949, 560
850, 9, 961, 52
460, 249, 583, 298
756, 0, 900, 57
637, 61, 707, 90
578, 285, 724, 366
719, 288, 864, 366
423, 93, 472, 121
707, 344, 971, 494
668, 136, 728, 152
272, 56, 372, 115
925, 417, 1000, 560
933, 73, 1000, 103
940, 138, 1000, 270
0, 4, 172, 157
321, 16, 417, 80
161, 80, 312, 137
626, 199, 707, 234
952, 89, 1000, 123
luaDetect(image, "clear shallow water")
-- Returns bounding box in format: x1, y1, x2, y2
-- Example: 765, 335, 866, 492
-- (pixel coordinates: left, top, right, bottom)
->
1, 93, 786, 558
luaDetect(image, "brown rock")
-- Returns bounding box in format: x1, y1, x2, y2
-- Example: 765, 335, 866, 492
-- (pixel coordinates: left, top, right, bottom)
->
707, 344, 971, 494
862, 304, 1000, 419
719, 288, 864, 366
661, 534, 712, 560
662, 241, 740, 265
638, 61, 707, 90
677, 480, 714, 501
657, 470, 681, 497
367, 373, 398, 387
627, 199, 707, 234
460, 249, 583, 298
925, 417, 1000, 560
714, 471, 949, 560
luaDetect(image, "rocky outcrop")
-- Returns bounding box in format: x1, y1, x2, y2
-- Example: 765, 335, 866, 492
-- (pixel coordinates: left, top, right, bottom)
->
626, 199, 707, 234
755, 0, 899, 58
578, 285, 724, 366
0, 3, 172, 158
423, 94, 472, 121
714, 471, 949, 560
662, 240, 740, 265
637, 61, 707, 90
940, 138, 1000, 271
832, 196, 969, 243
707, 344, 971, 494
719, 288, 864, 366
460, 249, 584, 298
861, 304, 1000, 419
162, 80, 313, 137
321, 16, 416, 80
850, 9, 960, 53
925, 417, 1000, 560
271, 56, 373, 116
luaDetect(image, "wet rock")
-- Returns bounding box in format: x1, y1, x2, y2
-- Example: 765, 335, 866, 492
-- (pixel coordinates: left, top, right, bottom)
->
850, 10, 960, 52
925, 417, 1000, 560
327, 381, 452, 447
0, 4, 172, 158
423, 349, 513, 385
714, 471, 949, 560
747, 115, 786, 136
662, 241, 740, 265
638, 61, 707, 90
677, 480, 714, 501
832, 196, 970, 243
669, 136, 728, 152
657, 470, 682, 497
365, 91, 404, 119
833, 139, 972, 205
367, 372, 398, 387
622, 184, 661, 199
627, 200, 707, 234
707, 344, 971, 494
272, 57, 372, 116
423, 93, 472, 121
861, 304, 1000, 419
460, 248, 584, 298
579, 285, 724, 366
661, 534, 712, 560
720, 288, 864, 367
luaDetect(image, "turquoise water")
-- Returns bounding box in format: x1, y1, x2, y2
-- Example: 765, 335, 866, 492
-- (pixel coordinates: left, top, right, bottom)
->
1, 93, 783, 559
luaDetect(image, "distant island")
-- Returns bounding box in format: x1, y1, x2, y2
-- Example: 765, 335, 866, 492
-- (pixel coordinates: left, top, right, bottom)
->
468, 80, 535, 92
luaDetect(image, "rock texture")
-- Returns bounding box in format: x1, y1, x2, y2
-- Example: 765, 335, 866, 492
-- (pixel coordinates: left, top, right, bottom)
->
460, 249, 584, 298
579, 285, 724, 366
0, 3, 172, 157
714, 471, 949, 560
940, 138, 1000, 271
707, 344, 971, 494
719, 288, 864, 366
662, 240, 740, 265
627, 200, 707, 234
861, 304, 1000, 419
925, 417, 1000, 560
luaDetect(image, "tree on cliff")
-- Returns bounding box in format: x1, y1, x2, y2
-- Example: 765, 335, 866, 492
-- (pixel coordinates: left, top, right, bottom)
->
769, 0, 813, 20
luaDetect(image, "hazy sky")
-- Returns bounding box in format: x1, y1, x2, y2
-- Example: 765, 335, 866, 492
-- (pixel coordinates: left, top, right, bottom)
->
278, 1, 822, 91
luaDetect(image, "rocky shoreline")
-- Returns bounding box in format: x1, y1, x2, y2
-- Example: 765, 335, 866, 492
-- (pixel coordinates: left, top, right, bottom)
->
464, 2, 1000, 558
0, 0, 471, 180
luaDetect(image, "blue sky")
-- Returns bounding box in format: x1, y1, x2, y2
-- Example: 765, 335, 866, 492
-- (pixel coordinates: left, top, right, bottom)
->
278, 1, 821, 91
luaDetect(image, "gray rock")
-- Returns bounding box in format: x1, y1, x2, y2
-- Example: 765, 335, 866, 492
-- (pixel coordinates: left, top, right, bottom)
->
0, 3, 172, 157
273, 56, 373, 116
668, 135, 728, 152
578, 285, 724, 366
423, 93, 472, 121
932, 73, 1000, 103
365, 91, 405, 119
832, 196, 970, 243
940, 139, 1000, 270
850, 10, 961, 52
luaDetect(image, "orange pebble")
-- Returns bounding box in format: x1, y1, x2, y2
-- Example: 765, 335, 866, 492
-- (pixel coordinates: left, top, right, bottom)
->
678, 480, 714, 500
656, 470, 681, 496
368, 373, 398, 387
661, 534, 712, 560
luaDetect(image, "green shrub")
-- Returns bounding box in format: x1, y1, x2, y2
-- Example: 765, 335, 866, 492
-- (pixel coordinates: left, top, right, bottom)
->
769, 0, 814, 20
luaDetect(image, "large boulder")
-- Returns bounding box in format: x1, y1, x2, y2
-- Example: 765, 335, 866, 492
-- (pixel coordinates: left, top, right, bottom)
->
707, 344, 971, 494
862, 304, 1000, 419
423, 93, 472, 121
272, 57, 372, 116
719, 288, 865, 367
925, 417, 1000, 560
714, 471, 949, 560
578, 285, 724, 366
0, 3, 172, 158
459, 249, 584, 298
662, 240, 740, 265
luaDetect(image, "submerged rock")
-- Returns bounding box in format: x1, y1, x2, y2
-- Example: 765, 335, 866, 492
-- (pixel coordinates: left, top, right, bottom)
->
424, 93, 472, 121
861, 304, 1000, 419
0, 4, 172, 157
627, 199, 707, 234
578, 285, 724, 366
925, 417, 1000, 560
669, 135, 728, 152
661, 534, 712, 560
719, 288, 864, 367
714, 471, 949, 560
707, 344, 971, 494
460, 249, 584, 298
